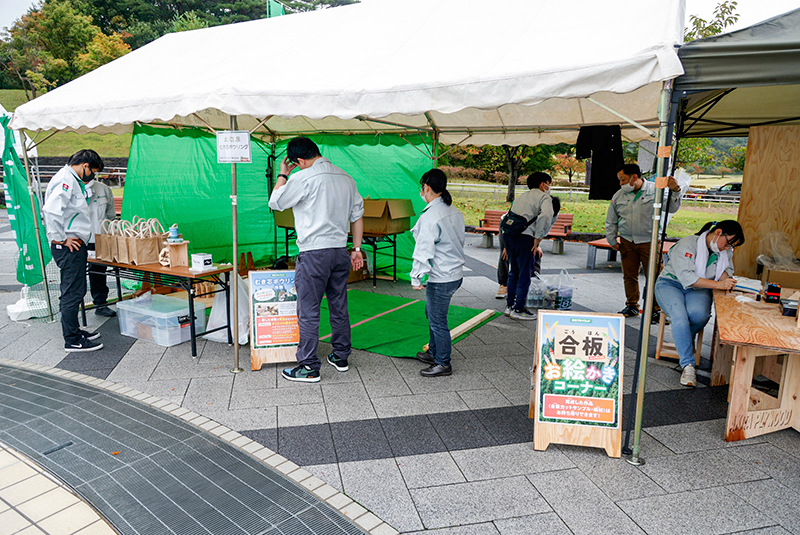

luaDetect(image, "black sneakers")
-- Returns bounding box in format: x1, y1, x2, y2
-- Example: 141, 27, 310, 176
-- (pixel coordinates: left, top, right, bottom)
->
326, 353, 349, 372
416, 351, 435, 365
618, 305, 639, 317
95, 306, 117, 317
80, 330, 101, 341
65, 337, 103, 352
282, 365, 321, 383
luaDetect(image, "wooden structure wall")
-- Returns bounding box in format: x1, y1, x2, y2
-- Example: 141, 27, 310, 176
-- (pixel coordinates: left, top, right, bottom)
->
735, 125, 800, 278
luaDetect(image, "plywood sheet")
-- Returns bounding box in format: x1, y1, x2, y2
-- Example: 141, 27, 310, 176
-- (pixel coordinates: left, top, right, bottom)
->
736, 125, 800, 278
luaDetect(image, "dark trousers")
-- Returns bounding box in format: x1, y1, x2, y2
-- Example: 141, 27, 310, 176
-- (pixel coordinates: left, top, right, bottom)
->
619, 237, 661, 311
87, 243, 109, 306
425, 279, 463, 367
498, 231, 539, 286
51, 242, 88, 345
295, 248, 352, 371
505, 233, 534, 312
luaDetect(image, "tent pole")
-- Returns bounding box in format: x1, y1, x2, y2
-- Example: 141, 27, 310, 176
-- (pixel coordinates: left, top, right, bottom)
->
627, 79, 674, 466
20, 137, 54, 321
230, 116, 243, 374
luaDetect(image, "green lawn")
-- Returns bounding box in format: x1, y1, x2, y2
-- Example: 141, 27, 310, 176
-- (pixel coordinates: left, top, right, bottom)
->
453, 195, 737, 239
1, 89, 131, 157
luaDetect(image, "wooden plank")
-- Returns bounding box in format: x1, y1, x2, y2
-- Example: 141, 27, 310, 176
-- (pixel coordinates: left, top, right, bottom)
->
450, 309, 495, 340
713, 289, 800, 354
737, 125, 800, 279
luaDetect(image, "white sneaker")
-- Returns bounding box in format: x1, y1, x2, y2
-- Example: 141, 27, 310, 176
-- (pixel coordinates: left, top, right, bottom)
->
503, 306, 512, 317
680, 365, 697, 387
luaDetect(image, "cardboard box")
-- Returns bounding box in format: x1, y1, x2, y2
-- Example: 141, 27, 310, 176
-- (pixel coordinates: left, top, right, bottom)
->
274, 209, 295, 229
759, 266, 800, 292
361, 199, 415, 235
274, 199, 416, 236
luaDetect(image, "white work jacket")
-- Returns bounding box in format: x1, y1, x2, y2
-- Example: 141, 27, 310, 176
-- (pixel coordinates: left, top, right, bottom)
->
42, 166, 92, 244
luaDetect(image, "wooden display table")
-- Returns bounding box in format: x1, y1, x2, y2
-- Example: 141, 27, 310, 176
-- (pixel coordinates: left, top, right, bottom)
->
711, 288, 800, 441
88, 259, 233, 357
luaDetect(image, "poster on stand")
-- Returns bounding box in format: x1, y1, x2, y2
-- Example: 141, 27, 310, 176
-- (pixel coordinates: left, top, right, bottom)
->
249, 270, 299, 370
530, 310, 624, 457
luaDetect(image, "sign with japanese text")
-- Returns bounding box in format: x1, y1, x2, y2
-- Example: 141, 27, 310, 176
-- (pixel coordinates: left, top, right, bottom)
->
250, 270, 299, 350
535, 311, 623, 429
216, 130, 252, 163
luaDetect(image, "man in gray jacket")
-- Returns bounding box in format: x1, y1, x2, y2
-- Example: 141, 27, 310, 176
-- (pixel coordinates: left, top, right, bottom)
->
42, 150, 105, 352
86, 177, 117, 317
605, 164, 681, 321
269, 138, 364, 383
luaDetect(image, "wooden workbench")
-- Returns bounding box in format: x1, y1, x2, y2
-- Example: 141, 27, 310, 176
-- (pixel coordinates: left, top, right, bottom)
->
711, 288, 800, 441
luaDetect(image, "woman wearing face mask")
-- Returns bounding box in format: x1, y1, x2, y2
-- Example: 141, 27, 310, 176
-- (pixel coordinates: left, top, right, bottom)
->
654, 220, 745, 387
411, 169, 465, 377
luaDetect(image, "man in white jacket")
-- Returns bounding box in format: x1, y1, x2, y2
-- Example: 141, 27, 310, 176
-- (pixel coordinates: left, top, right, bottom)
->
42, 150, 105, 352
86, 177, 117, 317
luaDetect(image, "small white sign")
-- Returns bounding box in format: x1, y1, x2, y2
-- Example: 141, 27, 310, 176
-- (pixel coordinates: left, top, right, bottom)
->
216, 130, 252, 163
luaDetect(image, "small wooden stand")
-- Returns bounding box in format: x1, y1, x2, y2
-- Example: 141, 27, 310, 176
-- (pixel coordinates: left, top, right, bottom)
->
167, 241, 189, 267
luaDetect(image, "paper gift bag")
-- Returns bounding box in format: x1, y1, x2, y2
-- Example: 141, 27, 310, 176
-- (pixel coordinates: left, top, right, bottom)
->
128, 219, 165, 266
95, 219, 116, 262
115, 235, 132, 264
129, 236, 161, 265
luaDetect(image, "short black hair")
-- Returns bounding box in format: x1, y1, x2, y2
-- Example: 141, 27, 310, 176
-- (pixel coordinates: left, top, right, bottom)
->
527, 172, 552, 190
67, 149, 104, 171
286, 137, 321, 163
551, 196, 561, 217
618, 163, 641, 177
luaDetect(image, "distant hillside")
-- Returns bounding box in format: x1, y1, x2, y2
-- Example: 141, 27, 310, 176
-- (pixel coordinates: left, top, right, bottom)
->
1, 89, 131, 158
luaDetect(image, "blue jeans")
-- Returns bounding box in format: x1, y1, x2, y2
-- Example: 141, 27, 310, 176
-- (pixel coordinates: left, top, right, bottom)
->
654, 277, 713, 368
505, 233, 534, 312
425, 279, 463, 367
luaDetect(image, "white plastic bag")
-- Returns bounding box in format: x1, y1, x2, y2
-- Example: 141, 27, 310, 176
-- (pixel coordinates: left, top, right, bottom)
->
554, 269, 573, 310
204, 274, 250, 345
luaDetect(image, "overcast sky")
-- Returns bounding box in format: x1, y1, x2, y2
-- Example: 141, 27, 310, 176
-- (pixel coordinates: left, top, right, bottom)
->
2, 0, 799, 39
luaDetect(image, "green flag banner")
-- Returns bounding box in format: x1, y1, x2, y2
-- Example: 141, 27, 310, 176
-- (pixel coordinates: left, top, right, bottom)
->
1, 114, 51, 286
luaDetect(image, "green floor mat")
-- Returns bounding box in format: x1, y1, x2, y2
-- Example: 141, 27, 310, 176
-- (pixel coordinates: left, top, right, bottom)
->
318, 290, 499, 358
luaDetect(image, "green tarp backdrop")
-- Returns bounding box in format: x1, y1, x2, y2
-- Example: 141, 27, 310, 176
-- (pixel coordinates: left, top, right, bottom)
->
1, 113, 51, 285
124, 125, 432, 279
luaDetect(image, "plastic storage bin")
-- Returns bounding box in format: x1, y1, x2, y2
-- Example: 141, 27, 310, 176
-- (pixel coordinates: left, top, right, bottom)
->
117, 294, 206, 347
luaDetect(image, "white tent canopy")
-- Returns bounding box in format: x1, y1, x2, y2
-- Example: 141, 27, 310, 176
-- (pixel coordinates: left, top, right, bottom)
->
12, 0, 685, 146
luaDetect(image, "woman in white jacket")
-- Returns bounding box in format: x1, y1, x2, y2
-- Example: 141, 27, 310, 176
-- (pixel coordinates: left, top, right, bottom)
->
411, 169, 465, 377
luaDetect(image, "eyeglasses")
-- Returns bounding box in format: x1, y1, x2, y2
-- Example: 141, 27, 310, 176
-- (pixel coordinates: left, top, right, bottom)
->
722, 235, 738, 250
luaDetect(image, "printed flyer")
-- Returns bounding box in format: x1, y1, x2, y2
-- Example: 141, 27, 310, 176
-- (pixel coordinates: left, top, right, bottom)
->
535, 311, 624, 429
250, 270, 299, 349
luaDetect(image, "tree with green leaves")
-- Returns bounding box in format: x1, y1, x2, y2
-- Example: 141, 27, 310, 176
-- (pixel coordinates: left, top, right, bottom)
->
281, 0, 359, 13
684, 0, 739, 41
722, 145, 746, 173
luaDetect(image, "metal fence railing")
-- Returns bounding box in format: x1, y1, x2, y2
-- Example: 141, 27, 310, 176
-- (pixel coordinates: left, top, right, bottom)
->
448, 182, 740, 206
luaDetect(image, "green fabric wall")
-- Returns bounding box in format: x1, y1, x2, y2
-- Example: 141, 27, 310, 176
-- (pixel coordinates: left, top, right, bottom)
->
124, 126, 433, 278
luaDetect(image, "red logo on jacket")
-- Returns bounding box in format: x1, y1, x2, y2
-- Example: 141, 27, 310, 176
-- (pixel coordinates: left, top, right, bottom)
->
685, 252, 693, 259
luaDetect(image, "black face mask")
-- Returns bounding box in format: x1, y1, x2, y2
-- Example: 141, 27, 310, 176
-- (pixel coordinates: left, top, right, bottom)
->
84, 169, 95, 182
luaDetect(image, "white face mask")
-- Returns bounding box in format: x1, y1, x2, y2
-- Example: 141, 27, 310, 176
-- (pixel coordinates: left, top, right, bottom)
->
710, 235, 721, 254
420, 187, 427, 201
620, 183, 634, 193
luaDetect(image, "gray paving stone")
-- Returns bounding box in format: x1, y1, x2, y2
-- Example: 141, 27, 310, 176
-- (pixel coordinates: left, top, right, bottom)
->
278, 403, 329, 427
303, 463, 342, 492
639, 448, 769, 493
404, 523, 499, 535
229, 384, 322, 410
555, 444, 666, 502
727, 479, 800, 535
529, 468, 644, 535
456, 388, 513, 410
728, 443, 800, 493
763, 428, 800, 457
451, 443, 573, 481
618, 486, 772, 535
724, 527, 792, 535
322, 382, 377, 423
400, 368, 496, 396
395, 452, 465, 489
411, 476, 549, 530
232, 365, 277, 390
199, 407, 277, 431
182, 375, 234, 413
340, 458, 422, 533
494, 512, 572, 535
371, 392, 469, 419
645, 418, 767, 454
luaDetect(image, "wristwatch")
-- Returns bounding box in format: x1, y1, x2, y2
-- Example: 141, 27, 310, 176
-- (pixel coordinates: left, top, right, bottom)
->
354, 247, 361, 252
277, 173, 288, 179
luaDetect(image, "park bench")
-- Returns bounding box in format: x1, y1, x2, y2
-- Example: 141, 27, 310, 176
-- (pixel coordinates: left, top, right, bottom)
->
546, 213, 573, 254
475, 209, 505, 248
585, 237, 676, 269
114, 197, 123, 216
